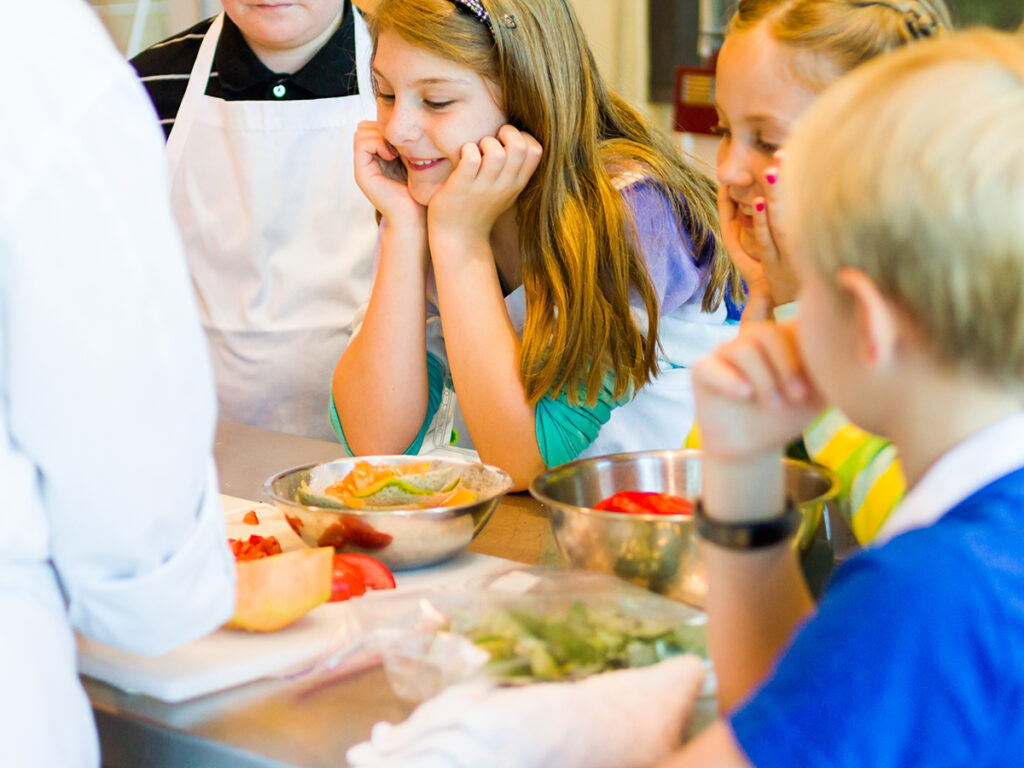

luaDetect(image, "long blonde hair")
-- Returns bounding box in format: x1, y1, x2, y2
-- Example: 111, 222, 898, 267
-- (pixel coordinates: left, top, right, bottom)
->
730, 0, 952, 89
369, 0, 735, 407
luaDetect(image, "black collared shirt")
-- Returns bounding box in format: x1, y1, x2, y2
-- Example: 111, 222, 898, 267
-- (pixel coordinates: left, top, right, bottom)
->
130, 2, 360, 139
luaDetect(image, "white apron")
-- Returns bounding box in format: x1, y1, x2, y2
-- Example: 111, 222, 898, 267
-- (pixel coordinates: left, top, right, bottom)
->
166, 10, 378, 440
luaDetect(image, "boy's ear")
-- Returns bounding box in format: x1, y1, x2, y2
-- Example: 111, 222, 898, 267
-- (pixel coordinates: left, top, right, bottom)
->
835, 267, 900, 369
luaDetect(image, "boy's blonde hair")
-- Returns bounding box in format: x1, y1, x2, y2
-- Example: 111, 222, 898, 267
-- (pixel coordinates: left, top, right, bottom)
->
784, 31, 1024, 386
731, 0, 952, 90
369, 0, 737, 407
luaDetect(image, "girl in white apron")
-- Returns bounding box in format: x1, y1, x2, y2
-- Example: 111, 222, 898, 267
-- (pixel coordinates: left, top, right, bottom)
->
167, 6, 379, 440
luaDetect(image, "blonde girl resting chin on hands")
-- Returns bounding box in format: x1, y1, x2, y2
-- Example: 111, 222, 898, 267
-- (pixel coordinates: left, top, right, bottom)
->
332, 0, 740, 488
709, 0, 951, 543
714, 0, 952, 322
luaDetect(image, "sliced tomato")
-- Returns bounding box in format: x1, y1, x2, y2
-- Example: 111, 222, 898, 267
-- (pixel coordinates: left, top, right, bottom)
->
646, 493, 694, 515
594, 492, 651, 515
329, 554, 367, 602
594, 491, 694, 516
334, 553, 396, 591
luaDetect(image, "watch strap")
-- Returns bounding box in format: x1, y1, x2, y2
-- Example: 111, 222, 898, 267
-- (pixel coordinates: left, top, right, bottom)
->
695, 499, 801, 550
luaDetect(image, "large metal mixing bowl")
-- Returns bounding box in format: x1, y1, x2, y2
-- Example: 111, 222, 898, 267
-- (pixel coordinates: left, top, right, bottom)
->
529, 449, 839, 607
264, 456, 513, 570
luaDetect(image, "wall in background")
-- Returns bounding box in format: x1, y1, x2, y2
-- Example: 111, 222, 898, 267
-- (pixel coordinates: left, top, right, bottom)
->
88, 0, 221, 55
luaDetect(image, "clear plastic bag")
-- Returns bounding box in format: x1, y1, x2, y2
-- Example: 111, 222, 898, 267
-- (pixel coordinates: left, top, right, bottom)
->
317, 566, 708, 702
418, 376, 458, 454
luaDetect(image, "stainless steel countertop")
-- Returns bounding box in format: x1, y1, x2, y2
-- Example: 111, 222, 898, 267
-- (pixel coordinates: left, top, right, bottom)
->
85, 421, 556, 768
84, 421, 840, 766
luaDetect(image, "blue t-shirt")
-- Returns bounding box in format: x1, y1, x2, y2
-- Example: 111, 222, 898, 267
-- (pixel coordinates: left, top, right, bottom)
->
730, 467, 1024, 767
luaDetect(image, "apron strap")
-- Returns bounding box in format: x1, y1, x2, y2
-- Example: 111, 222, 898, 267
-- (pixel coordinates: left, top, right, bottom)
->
353, 5, 373, 100
166, 13, 223, 170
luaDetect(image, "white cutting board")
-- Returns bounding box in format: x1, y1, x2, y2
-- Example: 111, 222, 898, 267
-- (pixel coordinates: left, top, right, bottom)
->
76, 495, 514, 703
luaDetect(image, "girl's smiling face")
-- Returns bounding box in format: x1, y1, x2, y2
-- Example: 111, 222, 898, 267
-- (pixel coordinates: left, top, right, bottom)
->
372, 30, 507, 206
714, 26, 820, 258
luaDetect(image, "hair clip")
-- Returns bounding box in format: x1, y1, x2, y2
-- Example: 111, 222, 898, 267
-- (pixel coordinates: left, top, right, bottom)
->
445, 0, 495, 37
444, 0, 517, 39
850, 1, 940, 40
903, 7, 940, 39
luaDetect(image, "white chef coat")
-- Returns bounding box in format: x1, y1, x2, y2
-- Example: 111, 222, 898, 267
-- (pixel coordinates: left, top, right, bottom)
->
0, 2, 235, 766
166, 9, 379, 440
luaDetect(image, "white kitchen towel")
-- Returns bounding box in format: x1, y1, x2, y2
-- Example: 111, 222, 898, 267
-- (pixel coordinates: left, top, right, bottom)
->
346, 654, 706, 768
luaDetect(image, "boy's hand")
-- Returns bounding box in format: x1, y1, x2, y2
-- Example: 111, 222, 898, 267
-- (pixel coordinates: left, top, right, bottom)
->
427, 125, 543, 251
693, 321, 823, 460
353, 120, 425, 227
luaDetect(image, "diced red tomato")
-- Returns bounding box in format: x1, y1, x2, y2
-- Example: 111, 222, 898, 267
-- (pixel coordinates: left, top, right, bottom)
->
333, 553, 396, 591
594, 491, 694, 516
242, 510, 260, 525
329, 554, 367, 602
228, 534, 283, 561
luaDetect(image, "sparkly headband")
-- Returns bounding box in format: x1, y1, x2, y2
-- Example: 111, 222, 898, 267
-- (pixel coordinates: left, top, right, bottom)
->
851, 1, 942, 40
444, 0, 517, 39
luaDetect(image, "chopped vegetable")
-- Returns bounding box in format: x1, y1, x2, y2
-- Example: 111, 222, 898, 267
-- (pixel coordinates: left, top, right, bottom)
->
242, 510, 260, 525
229, 534, 282, 561
595, 491, 694, 516
452, 601, 706, 682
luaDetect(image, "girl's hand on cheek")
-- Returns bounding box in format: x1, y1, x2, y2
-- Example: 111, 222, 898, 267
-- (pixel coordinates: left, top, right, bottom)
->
718, 183, 767, 288
752, 155, 800, 305
428, 125, 542, 249
353, 121, 425, 228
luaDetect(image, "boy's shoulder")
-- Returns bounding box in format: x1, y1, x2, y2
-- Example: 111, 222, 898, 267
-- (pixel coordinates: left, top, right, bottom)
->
130, 18, 215, 78
853, 465, 1024, 603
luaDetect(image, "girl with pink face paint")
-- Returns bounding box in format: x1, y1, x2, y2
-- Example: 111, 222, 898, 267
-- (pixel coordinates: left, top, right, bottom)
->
714, 0, 951, 321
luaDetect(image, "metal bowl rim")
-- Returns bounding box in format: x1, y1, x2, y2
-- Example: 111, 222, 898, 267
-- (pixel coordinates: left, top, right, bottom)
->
528, 448, 841, 522
262, 455, 514, 518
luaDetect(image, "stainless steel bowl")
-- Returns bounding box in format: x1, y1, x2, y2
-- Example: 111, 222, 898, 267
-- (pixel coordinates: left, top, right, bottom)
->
264, 456, 514, 570
529, 449, 839, 607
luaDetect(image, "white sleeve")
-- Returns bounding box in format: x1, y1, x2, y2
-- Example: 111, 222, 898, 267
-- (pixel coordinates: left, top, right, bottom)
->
0, 46, 234, 653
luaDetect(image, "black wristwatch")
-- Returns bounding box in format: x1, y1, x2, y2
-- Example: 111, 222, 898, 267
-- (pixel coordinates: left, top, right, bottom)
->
695, 499, 801, 550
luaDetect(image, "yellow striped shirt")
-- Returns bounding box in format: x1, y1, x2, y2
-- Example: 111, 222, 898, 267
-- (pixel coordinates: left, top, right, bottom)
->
802, 407, 904, 544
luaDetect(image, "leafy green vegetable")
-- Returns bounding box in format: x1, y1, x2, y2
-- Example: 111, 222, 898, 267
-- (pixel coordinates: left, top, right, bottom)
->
449, 601, 706, 683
